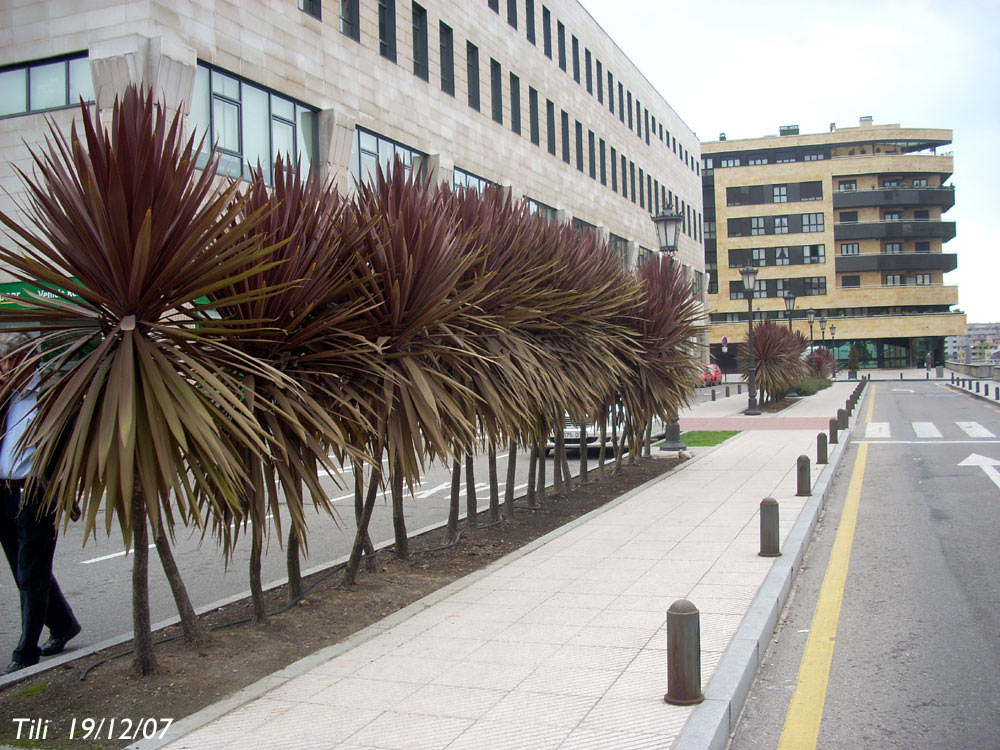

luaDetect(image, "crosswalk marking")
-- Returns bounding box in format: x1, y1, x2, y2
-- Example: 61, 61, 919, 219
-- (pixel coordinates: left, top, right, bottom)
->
865, 422, 890, 439
912, 422, 943, 438
957, 422, 995, 438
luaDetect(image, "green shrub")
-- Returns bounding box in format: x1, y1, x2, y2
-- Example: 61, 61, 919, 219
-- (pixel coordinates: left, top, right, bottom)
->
793, 375, 833, 396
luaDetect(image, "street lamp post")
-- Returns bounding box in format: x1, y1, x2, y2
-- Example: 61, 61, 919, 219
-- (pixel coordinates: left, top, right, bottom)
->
741, 265, 761, 416
785, 292, 799, 397
820, 315, 827, 348
807, 308, 816, 350
784, 292, 796, 331
652, 205, 688, 451
830, 324, 837, 377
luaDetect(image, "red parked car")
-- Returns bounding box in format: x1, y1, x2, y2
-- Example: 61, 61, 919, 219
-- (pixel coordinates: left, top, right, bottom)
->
699, 363, 723, 386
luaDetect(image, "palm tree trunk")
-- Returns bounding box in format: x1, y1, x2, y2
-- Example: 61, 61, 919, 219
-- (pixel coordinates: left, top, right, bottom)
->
152, 511, 205, 643
131, 489, 156, 675
503, 439, 517, 518
535, 432, 546, 504
553, 425, 564, 492
391, 454, 408, 560
353, 459, 376, 572
643, 419, 652, 459
465, 449, 478, 532
598, 403, 608, 480
526, 440, 537, 506
286, 528, 302, 602
613, 406, 624, 475
560, 431, 573, 491
488, 439, 500, 523
250, 516, 266, 624
344, 444, 383, 585
578, 423, 588, 483
447, 456, 461, 541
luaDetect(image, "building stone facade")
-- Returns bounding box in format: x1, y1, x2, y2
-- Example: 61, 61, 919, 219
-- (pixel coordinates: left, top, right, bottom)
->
0, 0, 705, 285
702, 118, 965, 371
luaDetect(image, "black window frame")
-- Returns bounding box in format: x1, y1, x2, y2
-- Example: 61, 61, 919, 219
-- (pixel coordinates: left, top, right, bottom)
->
509, 72, 521, 134
528, 86, 539, 145
339, 0, 360, 39
411, 3, 429, 81
439, 22, 455, 95
490, 58, 503, 124
466, 41, 480, 111
378, 0, 397, 62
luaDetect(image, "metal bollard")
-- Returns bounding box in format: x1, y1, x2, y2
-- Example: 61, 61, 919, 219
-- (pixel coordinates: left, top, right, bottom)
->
664, 599, 704, 705
738, 383, 742, 395
711, 389, 716, 402
900, 372, 903, 380
817, 432, 828, 464
759, 497, 780, 557
976, 381, 980, 393
829, 417, 839, 445
995, 386, 999, 401
926, 371, 930, 380
725, 385, 730, 398
838, 408, 848, 429
796, 455, 811, 496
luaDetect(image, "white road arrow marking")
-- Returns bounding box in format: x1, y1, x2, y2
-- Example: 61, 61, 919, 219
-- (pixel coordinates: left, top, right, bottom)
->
958, 453, 1000, 490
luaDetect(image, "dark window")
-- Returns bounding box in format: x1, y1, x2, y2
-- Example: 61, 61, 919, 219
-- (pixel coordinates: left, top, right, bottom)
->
915, 241, 930, 253
439, 22, 454, 95
585, 49, 592, 93
620, 154, 627, 197
618, 82, 624, 123
507, 0, 517, 27
561, 109, 570, 163
557, 21, 566, 71
488, 0, 498, 11
596, 59, 603, 102
378, 0, 397, 62
840, 211, 858, 223
599, 138, 606, 185
526, 0, 535, 43
542, 6, 551, 58
339, 0, 359, 39
629, 161, 636, 203
914, 209, 930, 220
509, 72, 521, 134
842, 275, 860, 288
608, 71, 614, 114
490, 59, 502, 123
299, 0, 322, 20
571, 36, 580, 82
638, 167, 644, 208
575, 121, 583, 171
626, 91, 633, 129
528, 86, 539, 144
546, 99, 556, 155
466, 42, 479, 110
644, 108, 649, 144
411, 3, 428, 81
588, 130, 596, 179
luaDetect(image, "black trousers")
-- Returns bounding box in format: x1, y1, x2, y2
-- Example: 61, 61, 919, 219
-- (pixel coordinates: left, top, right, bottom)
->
0, 483, 77, 665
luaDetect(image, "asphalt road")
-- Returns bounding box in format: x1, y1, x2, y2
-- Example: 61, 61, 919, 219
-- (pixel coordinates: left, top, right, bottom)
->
0, 391, 711, 662
730, 382, 1000, 749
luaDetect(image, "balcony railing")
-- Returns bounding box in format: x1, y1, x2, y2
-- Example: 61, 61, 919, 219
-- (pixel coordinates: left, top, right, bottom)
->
833, 186, 955, 210
835, 251, 957, 274
834, 220, 956, 241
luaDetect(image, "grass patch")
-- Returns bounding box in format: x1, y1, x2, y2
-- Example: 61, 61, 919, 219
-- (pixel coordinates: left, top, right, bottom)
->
794, 375, 833, 396
13, 683, 46, 698
677, 430, 740, 447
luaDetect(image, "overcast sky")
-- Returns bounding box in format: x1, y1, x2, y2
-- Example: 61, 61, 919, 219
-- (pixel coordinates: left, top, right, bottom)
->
580, 0, 999, 324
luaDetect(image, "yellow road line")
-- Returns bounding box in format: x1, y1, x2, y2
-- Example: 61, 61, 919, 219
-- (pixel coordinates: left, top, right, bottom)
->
777, 386, 874, 749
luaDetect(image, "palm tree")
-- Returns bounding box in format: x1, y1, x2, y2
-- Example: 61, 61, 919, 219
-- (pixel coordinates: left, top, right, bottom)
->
0, 86, 286, 674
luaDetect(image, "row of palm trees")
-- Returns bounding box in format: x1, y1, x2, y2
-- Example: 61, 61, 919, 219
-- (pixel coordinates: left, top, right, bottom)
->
0, 86, 703, 674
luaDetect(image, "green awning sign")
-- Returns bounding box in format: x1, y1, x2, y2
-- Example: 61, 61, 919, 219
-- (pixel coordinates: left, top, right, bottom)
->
0, 280, 80, 308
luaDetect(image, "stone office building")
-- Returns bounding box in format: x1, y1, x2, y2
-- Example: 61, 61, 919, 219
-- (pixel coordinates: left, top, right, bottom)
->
0, 0, 705, 286
701, 118, 965, 371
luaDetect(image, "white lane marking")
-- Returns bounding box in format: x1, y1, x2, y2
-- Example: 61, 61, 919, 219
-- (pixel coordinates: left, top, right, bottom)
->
82, 543, 156, 564
957, 422, 995, 439
414, 482, 451, 499
958, 453, 1000, 490
912, 422, 942, 438
865, 422, 890, 439
857, 440, 1000, 445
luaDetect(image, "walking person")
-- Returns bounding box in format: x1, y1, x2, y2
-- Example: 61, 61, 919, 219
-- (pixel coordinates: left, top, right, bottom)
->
0, 332, 80, 674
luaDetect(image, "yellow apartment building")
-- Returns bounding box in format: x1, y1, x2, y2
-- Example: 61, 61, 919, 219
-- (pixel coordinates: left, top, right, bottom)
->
701, 117, 965, 371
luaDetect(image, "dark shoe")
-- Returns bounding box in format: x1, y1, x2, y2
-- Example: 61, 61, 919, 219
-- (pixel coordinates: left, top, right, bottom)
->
4, 659, 35, 675
40, 623, 81, 656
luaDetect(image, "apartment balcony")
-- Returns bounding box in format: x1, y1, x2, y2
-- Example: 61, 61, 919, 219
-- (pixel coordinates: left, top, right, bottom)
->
834, 220, 956, 242
832, 186, 955, 211
835, 252, 958, 274
832, 282, 959, 307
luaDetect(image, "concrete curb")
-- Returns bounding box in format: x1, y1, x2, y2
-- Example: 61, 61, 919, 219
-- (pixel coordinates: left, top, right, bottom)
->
945, 381, 1000, 405
128, 444, 728, 750
672, 384, 867, 750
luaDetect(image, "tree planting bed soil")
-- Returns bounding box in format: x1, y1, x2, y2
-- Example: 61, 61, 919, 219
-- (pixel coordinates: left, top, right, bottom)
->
0, 457, 680, 749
